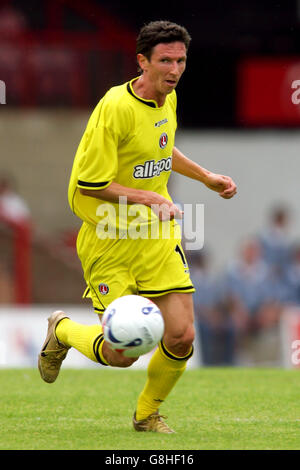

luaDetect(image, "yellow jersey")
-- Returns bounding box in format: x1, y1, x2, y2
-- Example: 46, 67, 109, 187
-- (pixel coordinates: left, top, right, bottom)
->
68, 77, 178, 238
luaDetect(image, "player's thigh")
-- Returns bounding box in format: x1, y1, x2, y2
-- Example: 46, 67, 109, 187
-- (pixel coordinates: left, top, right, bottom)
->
82, 237, 138, 314
136, 239, 195, 298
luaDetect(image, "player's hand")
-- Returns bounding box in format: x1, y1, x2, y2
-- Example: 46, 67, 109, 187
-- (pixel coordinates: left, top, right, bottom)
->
146, 192, 183, 221
151, 200, 183, 221
204, 173, 237, 199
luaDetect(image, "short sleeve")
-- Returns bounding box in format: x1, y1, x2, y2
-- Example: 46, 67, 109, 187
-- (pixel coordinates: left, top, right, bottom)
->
76, 91, 133, 190
77, 123, 118, 190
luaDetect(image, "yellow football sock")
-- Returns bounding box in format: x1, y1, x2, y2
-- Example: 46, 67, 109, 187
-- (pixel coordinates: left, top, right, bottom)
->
136, 340, 193, 421
55, 318, 108, 366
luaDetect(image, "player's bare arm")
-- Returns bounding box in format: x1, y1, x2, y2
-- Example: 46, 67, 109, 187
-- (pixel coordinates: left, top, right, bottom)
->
172, 146, 237, 199
79, 183, 183, 220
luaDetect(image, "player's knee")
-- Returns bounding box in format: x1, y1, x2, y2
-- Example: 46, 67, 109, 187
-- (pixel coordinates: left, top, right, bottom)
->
179, 325, 195, 351
183, 325, 195, 347
165, 325, 195, 356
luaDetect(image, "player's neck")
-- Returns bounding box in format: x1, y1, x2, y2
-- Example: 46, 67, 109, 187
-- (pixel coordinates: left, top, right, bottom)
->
132, 75, 166, 107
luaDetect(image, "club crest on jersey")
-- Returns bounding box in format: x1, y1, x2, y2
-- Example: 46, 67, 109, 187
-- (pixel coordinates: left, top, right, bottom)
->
159, 132, 168, 149
99, 283, 109, 295
133, 157, 172, 179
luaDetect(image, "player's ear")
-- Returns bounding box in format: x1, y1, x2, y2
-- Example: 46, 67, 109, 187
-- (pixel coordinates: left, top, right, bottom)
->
137, 53, 149, 73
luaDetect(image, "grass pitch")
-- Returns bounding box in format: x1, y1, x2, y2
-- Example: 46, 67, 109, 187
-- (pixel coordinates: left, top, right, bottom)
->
0, 367, 299, 450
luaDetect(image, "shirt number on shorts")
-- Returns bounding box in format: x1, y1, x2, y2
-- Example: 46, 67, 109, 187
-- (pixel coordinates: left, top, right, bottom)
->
175, 244, 188, 269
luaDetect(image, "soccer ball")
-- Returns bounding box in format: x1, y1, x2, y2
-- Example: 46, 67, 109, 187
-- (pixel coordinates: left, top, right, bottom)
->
102, 295, 164, 357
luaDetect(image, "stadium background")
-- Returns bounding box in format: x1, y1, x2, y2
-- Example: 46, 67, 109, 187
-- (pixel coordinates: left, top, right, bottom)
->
0, 0, 300, 369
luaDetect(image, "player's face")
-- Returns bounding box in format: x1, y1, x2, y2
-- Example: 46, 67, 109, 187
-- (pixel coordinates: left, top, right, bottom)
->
139, 42, 187, 98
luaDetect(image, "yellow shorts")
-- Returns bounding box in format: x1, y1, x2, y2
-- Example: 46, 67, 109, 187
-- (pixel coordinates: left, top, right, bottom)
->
77, 222, 195, 314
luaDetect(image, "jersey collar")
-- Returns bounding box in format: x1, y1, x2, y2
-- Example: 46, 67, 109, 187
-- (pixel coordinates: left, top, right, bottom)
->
127, 78, 159, 108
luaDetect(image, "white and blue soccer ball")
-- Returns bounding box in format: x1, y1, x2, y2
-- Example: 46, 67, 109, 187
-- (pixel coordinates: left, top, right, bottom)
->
102, 295, 164, 357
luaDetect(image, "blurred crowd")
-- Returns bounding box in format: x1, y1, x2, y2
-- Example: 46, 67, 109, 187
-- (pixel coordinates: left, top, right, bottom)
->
188, 206, 300, 366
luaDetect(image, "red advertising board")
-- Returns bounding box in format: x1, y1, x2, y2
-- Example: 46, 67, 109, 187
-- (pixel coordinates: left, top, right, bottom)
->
237, 58, 300, 126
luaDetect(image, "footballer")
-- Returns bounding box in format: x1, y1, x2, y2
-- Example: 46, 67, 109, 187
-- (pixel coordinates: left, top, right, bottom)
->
38, 20, 237, 433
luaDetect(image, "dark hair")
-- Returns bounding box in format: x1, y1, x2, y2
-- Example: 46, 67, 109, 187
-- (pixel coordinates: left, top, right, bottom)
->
136, 20, 191, 61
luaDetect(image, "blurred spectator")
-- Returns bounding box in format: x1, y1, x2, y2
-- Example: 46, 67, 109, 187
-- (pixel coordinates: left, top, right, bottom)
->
0, 175, 31, 225
223, 238, 269, 331
258, 205, 292, 270
190, 250, 237, 365
285, 244, 300, 306
254, 265, 291, 331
